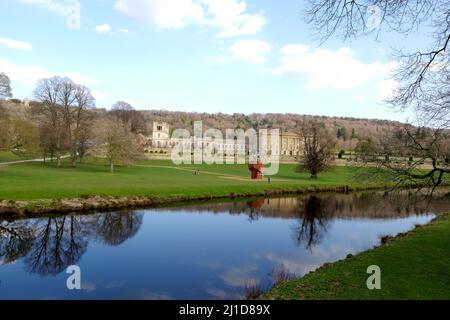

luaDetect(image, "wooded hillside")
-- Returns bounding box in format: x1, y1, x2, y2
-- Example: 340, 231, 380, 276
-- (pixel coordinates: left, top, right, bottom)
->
0, 99, 417, 153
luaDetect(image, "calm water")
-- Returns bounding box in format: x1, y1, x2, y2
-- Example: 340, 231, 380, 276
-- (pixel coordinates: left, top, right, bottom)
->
1, 191, 449, 300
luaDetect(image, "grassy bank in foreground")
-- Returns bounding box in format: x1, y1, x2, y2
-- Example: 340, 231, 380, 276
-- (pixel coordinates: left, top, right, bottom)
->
261, 214, 450, 300
0, 159, 378, 202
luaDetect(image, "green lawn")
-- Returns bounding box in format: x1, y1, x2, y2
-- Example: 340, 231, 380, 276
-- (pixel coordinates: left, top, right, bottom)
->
0, 151, 30, 163
0, 158, 376, 201
261, 214, 450, 300
2, 157, 450, 300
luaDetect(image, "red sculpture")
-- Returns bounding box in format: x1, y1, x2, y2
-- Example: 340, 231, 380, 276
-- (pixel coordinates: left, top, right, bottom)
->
248, 161, 264, 180
247, 199, 265, 209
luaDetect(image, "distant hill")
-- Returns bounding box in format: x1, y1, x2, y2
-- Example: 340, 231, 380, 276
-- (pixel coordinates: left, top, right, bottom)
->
138, 110, 407, 151
0, 100, 409, 151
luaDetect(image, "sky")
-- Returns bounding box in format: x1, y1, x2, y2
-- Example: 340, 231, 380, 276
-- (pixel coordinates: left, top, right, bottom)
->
0, 0, 427, 121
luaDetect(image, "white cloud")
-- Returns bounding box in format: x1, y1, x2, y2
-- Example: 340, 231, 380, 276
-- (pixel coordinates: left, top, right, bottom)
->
114, 0, 204, 29
229, 40, 271, 64
273, 44, 397, 91
119, 28, 136, 36
0, 57, 51, 85
91, 89, 108, 103
15, 0, 81, 30
63, 72, 101, 85
202, 0, 266, 38
352, 95, 366, 102
0, 57, 100, 87
96, 24, 112, 34
114, 0, 265, 37
220, 264, 260, 287
0, 37, 32, 50
377, 79, 399, 101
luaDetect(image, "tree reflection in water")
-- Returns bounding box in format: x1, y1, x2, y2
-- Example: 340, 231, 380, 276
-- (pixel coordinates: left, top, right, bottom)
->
94, 211, 143, 246
24, 216, 89, 276
0, 211, 143, 276
0, 220, 35, 265
2, 191, 448, 276
294, 196, 330, 250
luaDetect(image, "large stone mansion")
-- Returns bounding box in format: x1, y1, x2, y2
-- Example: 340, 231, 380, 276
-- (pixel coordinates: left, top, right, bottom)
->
144, 122, 303, 157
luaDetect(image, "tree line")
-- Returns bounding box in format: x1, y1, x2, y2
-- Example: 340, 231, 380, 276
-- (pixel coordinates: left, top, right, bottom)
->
0, 74, 144, 172
1, 61, 449, 184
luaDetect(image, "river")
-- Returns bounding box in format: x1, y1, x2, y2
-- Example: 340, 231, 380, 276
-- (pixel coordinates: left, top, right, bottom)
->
1, 190, 449, 299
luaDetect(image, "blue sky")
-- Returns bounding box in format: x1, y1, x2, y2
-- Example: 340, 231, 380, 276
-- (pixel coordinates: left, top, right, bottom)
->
0, 0, 426, 121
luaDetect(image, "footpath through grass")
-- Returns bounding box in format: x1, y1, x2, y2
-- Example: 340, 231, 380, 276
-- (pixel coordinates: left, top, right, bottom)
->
261, 214, 450, 300
0, 158, 375, 201
0, 151, 31, 163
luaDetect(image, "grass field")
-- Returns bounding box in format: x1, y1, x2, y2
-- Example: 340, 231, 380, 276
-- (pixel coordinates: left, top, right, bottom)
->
0, 157, 377, 201
0, 151, 30, 163
260, 214, 450, 300
2, 154, 450, 300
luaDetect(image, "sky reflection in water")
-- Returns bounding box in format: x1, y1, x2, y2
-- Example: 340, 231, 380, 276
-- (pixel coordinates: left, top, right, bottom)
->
1, 191, 449, 300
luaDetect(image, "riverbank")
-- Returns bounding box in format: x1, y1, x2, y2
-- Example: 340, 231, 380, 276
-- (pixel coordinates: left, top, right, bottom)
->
260, 213, 450, 300
0, 160, 386, 215
0, 184, 386, 216
1, 159, 448, 216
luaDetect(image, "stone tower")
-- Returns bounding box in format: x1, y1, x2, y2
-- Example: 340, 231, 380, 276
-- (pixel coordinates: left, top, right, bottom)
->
152, 122, 170, 148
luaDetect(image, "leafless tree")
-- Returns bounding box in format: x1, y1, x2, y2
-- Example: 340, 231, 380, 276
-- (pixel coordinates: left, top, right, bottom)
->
297, 120, 336, 178
72, 85, 95, 165
373, 126, 450, 192
306, 0, 450, 187
0, 72, 12, 98
33, 77, 96, 166
33, 77, 66, 167
111, 101, 146, 134
355, 137, 377, 161
95, 118, 144, 173
112, 100, 134, 123
38, 123, 57, 162
58, 79, 77, 165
